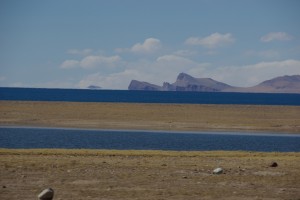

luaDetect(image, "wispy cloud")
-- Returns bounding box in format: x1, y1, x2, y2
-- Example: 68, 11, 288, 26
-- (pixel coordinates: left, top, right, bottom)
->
78, 70, 143, 89
60, 60, 80, 69
131, 38, 162, 54
60, 55, 121, 69
244, 49, 280, 59
204, 59, 300, 87
185, 33, 235, 48
80, 55, 121, 69
261, 32, 292, 42
116, 38, 162, 54
77, 54, 208, 89
67, 49, 93, 56
78, 58, 300, 89
173, 49, 198, 57
59, 35, 300, 89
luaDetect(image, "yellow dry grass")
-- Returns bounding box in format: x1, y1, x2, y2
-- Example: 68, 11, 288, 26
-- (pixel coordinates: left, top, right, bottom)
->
0, 101, 300, 133
0, 149, 299, 200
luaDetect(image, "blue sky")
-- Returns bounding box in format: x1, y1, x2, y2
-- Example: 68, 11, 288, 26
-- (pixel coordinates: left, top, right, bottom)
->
1, 0, 300, 89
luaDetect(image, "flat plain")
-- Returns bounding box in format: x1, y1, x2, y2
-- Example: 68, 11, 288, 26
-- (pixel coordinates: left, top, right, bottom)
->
0, 149, 300, 200
0, 101, 300, 199
0, 101, 300, 133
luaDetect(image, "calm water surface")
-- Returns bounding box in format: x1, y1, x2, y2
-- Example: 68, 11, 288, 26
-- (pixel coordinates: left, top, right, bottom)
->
1, 87, 300, 105
0, 127, 299, 152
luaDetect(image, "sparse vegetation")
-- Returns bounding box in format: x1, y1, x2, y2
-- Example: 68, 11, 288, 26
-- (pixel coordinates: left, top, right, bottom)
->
0, 101, 299, 133
0, 149, 299, 199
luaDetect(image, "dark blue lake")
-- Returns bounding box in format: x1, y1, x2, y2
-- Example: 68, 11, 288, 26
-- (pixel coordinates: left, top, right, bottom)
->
1, 87, 300, 105
0, 127, 299, 152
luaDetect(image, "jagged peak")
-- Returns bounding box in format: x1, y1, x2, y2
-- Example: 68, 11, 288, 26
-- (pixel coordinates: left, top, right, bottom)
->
177, 73, 195, 81
128, 73, 300, 93
128, 80, 161, 91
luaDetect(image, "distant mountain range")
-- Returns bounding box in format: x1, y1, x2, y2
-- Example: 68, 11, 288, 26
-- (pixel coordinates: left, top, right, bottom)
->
128, 73, 300, 93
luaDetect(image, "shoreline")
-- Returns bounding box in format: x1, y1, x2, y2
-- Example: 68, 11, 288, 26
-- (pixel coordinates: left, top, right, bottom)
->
1, 148, 299, 156
1, 125, 300, 137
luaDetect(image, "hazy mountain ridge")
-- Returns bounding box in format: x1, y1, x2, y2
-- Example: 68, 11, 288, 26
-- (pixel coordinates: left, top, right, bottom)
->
128, 80, 162, 91
128, 73, 300, 93
87, 85, 102, 90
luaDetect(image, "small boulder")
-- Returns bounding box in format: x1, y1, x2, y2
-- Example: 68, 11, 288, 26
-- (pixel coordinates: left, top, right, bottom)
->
38, 188, 54, 200
270, 162, 278, 167
213, 167, 223, 174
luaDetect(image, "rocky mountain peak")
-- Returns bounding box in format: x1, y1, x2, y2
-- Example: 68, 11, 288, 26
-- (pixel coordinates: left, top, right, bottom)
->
128, 73, 300, 93
177, 73, 194, 81
259, 75, 300, 87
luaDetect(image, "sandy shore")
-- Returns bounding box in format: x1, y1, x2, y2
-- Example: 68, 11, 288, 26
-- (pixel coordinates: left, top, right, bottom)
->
0, 101, 300, 133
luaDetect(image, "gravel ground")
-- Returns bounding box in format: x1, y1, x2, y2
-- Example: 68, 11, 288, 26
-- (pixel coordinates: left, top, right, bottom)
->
0, 149, 299, 200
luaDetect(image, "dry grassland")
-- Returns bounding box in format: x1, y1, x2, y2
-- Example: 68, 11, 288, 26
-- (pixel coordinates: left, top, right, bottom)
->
0, 101, 300, 133
0, 149, 300, 200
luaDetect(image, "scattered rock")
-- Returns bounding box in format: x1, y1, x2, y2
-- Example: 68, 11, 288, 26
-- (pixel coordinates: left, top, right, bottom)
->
161, 164, 167, 167
270, 162, 278, 167
213, 167, 223, 174
38, 188, 54, 200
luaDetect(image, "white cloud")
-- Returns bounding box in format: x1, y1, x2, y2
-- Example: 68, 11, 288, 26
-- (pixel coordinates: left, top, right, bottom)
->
4, 79, 77, 89
80, 55, 121, 69
244, 50, 280, 59
37, 80, 76, 88
155, 55, 206, 81
261, 32, 292, 42
187, 63, 211, 76
60, 60, 80, 69
77, 54, 208, 89
67, 49, 93, 56
60, 55, 121, 69
173, 49, 198, 57
10, 82, 29, 88
116, 38, 162, 54
131, 38, 162, 53
60, 35, 299, 90
142, 58, 300, 88
156, 55, 204, 74
156, 54, 194, 64
78, 69, 144, 89
203, 59, 300, 87
77, 57, 300, 89
185, 33, 235, 48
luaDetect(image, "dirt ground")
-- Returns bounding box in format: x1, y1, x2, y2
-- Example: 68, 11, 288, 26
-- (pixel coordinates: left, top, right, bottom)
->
0, 149, 299, 200
0, 101, 300, 133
